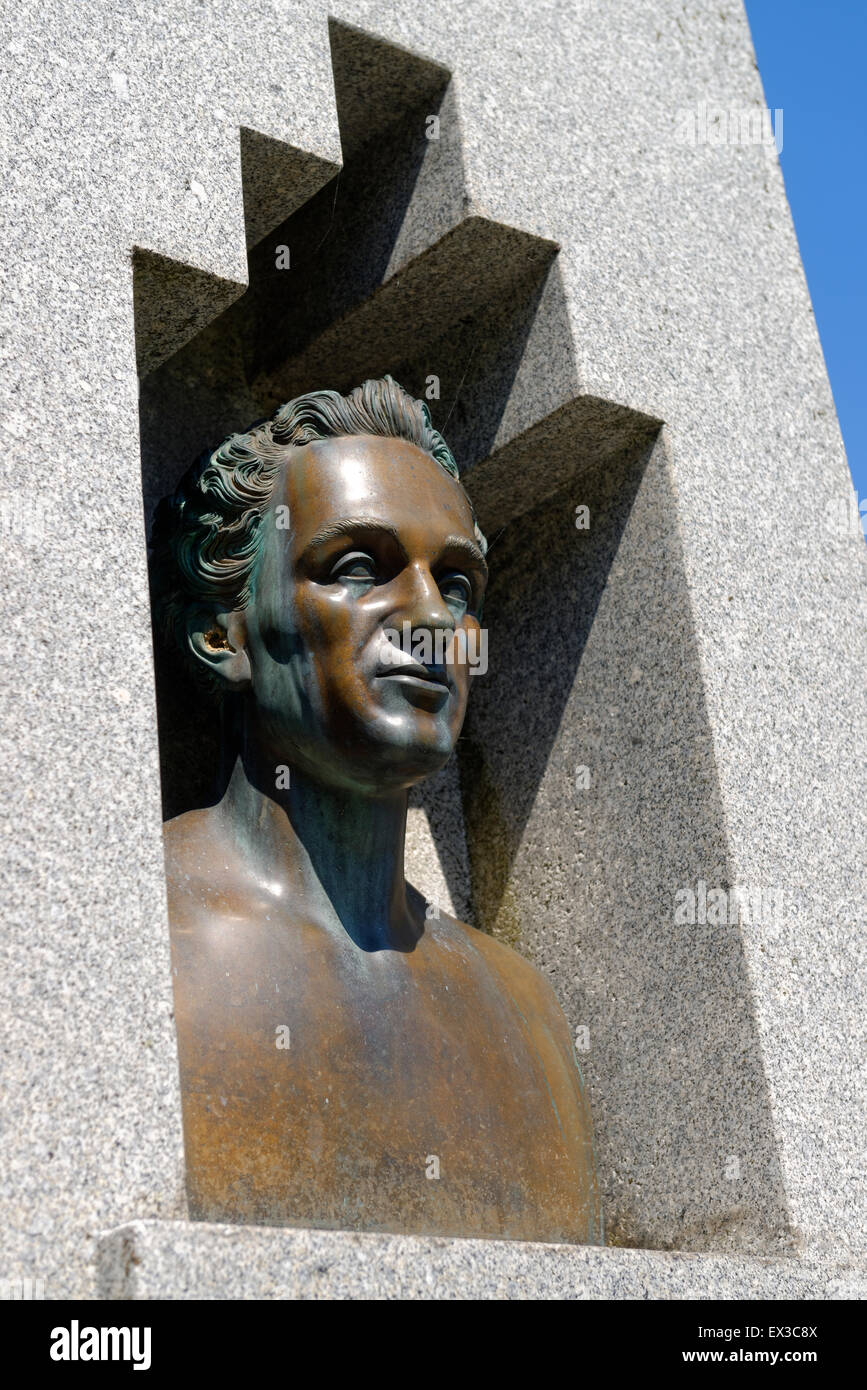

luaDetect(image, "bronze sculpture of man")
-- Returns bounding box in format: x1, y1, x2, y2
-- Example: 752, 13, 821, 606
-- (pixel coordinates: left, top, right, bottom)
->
152, 375, 602, 1244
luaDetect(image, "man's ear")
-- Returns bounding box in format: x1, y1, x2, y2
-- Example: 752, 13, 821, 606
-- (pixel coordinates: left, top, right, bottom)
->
186, 608, 252, 689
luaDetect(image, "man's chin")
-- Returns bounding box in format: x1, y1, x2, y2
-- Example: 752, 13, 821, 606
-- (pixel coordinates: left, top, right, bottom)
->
363, 737, 455, 792
339, 718, 457, 793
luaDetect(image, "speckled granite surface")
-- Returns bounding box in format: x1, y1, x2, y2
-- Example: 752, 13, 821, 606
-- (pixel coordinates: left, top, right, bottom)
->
97, 1221, 866, 1300
1, 0, 863, 1298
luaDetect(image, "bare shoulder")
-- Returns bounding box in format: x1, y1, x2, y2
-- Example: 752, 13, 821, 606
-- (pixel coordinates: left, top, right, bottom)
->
162, 805, 244, 924
435, 905, 574, 1048
162, 804, 221, 866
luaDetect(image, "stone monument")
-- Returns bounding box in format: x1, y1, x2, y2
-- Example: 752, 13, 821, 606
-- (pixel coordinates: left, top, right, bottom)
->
0, 0, 863, 1299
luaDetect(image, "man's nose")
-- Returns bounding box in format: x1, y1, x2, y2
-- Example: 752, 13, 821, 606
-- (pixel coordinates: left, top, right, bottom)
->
395, 562, 454, 633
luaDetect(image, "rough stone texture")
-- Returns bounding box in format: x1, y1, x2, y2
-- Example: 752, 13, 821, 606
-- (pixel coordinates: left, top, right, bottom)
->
97, 1220, 867, 1300
406, 764, 474, 925
460, 434, 796, 1255
1, 0, 863, 1299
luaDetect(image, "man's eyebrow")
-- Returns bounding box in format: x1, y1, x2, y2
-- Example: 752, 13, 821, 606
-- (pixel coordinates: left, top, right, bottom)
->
303, 517, 405, 553
440, 534, 489, 578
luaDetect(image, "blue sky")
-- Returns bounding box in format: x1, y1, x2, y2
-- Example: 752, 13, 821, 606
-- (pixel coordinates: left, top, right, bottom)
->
744, 1, 865, 509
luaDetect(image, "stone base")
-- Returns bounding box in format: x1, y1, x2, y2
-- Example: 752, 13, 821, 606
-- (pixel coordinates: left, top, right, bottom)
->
96, 1222, 866, 1300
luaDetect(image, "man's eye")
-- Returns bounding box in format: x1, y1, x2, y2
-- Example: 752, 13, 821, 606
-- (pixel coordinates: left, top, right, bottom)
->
439, 573, 473, 610
331, 551, 377, 584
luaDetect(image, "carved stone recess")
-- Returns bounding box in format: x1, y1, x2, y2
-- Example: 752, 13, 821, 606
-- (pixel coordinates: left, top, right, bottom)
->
137, 20, 790, 1258
138, 18, 657, 826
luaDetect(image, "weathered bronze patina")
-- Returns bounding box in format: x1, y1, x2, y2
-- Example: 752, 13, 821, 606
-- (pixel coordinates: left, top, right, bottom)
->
152, 376, 601, 1243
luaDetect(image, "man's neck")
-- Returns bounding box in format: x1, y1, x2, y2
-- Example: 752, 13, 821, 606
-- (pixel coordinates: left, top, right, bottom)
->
216, 741, 420, 953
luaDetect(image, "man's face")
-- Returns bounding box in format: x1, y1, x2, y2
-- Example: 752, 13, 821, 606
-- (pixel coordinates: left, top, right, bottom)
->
242, 433, 487, 793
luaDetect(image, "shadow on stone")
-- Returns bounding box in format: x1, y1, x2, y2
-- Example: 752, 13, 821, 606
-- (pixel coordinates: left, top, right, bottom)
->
459, 431, 794, 1254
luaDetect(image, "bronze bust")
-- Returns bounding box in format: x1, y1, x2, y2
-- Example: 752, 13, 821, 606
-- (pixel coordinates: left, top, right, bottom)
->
152, 376, 601, 1244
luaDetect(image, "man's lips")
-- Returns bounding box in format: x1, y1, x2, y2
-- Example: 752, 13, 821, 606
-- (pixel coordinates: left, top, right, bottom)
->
374, 649, 450, 688
375, 666, 451, 710
375, 664, 450, 689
